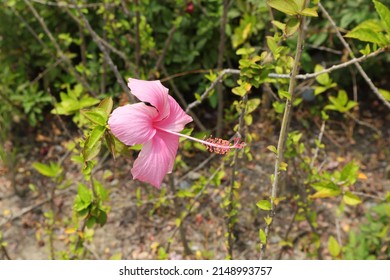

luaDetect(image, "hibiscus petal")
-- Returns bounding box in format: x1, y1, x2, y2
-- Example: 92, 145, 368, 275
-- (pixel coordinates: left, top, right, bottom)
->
108, 103, 157, 145
131, 131, 179, 188
128, 78, 170, 120
155, 95, 193, 132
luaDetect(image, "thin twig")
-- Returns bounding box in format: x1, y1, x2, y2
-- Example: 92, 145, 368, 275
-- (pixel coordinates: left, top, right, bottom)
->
277, 205, 298, 259
161, 66, 206, 131
260, 1, 308, 260
268, 47, 388, 80
134, 0, 141, 78
216, 0, 229, 137
0, 198, 51, 228
24, 0, 95, 95
186, 69, 240, 113
310, 120, 326, 169
227, 94, 247, 259
69, 0, 134, 102
30, 0, 116, 8
167, 174, 192, 256
318, 2, 390, 110
153, 25, 177, 76
166, 164, 223, 253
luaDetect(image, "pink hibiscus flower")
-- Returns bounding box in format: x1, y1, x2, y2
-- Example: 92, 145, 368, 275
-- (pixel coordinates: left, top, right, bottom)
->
108, 78, 244, 188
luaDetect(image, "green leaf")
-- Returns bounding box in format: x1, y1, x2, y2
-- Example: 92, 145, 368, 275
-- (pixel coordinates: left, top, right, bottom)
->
299, 7, 318, 17
86, 216, 96, 229
33, 162, 62, 178
246, 98, 261, 114
266, 36, 278, 56
310, 182, 341, 198
271, 20, 286, 31
378, 88, 390, 101
285, 18, 300, 37
264, 216, 273, 225
279, 89, 291, 100
328, 236, 341, 257
343, 191, 362, 206
339, 161, 359, 185
279, 162, 288, 171
259, 229, 267, 244
77, 183, 92, 204
267, 0, 299, 15
98, 97, 113, 116
232, 85, 248, 97
83, 126, 106, 161
81, 109, 107, 126
267, 145, 277, 154
257, 200, 272, 211
236, 47, 256, 56
97, 210, 107, 226
315, 64, 331, 86
373, 0, 390, 32
345, 27, 389, 46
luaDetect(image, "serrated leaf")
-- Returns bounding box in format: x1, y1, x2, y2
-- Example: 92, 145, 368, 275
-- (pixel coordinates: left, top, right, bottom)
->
257, 200, 272, 211
373, 0, 390, 32
259, 229, 267, 244
299, 7, 318, 17
267, 0, 298, 15
267, 145, 278, 154
343, 191, 362, 206
328, 236, 341, 257
285, 18, 300, 37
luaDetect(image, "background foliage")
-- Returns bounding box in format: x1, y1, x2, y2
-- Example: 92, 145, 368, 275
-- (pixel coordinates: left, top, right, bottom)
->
0, 0, 389, 260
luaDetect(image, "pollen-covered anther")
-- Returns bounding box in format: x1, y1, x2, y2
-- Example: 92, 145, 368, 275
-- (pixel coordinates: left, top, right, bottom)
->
204, 137, 232, 155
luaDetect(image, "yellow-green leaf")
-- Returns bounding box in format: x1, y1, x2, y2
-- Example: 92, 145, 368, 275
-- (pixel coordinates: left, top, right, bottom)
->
82, 109, 107, 126
267, 145, 277, 154
264, 216, 273, 225
267, 0, 298, 15
259, 229, 267, 244
373, 0, 390, 32
271, 20, 286, 31
257, 200, 272, 211
379, 88, 390, 101
343, 191, 362, 206
345, 27, 389, 46
279, 162, 288, 171
285, 18, 300, 37
98, 97, 113, 116
328, 236, 341, 257
299, 7, 318, 17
